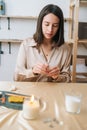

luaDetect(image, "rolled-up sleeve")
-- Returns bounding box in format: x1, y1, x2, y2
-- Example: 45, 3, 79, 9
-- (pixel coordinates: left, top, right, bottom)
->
52, 44, 72, 82
14, 40, 37, 81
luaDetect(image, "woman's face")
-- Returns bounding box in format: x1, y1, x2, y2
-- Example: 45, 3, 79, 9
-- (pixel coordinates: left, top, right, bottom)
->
42, 13, 60, 40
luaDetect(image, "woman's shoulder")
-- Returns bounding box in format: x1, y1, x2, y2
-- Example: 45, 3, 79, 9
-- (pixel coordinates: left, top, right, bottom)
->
22, 37, 37, 47
60, 42, 72, 51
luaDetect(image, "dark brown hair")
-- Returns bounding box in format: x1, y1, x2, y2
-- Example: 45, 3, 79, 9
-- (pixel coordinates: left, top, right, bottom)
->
33, 4, 64, 47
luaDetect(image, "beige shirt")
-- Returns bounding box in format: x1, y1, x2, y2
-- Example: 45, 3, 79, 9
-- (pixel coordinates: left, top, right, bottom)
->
14, 38, 72, 82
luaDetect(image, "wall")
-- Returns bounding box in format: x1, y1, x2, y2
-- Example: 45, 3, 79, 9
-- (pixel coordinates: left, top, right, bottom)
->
5, 0, 70, 16
0, 0, 70, 40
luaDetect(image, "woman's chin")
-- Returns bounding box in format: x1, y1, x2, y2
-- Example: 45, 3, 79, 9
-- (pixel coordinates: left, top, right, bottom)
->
45, 36, 53, 40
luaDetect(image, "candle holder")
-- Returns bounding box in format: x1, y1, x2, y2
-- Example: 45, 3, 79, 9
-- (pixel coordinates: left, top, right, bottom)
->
22, 96, 46, 120
65, 92, 82, 114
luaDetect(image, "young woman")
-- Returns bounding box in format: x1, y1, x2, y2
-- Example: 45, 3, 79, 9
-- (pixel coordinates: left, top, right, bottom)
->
14, 4, 72, 82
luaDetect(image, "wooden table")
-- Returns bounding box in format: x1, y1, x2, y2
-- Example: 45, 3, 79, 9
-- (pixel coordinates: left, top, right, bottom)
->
0, 81, 87, 130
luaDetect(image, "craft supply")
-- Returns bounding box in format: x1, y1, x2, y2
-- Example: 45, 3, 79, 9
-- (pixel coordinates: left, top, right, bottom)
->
0, 0, 5, 15
0, 91, 30, 110
65, 93, 82, 114
10, 85, 17, 91
8, 95, 24, 103
23, 95, 40, 120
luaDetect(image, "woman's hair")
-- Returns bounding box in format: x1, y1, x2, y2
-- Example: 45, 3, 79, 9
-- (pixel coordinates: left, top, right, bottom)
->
33, 4, 64, 47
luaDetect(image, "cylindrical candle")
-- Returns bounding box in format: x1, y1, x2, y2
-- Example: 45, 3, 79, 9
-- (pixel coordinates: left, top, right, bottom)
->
65, 95, 81, 114
23, 97, 40, 120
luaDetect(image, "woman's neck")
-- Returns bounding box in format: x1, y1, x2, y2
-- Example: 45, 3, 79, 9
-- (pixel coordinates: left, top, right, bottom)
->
40, 40, 55, 57
42, 39, 53, 46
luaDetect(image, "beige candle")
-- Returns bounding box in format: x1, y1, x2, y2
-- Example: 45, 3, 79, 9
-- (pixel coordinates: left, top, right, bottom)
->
23, 95, 40, 119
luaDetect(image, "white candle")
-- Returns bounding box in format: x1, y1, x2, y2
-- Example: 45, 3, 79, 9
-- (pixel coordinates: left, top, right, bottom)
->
65, 95, 81, 114
23, 95, 40, 119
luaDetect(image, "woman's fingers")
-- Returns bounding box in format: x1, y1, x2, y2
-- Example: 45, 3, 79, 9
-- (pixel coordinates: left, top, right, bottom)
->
48, 67, 60, 77
33, 63, 49, 75
33, 64, 60, 78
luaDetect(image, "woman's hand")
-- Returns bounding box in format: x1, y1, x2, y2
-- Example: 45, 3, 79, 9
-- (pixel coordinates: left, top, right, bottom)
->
47, 66, 60, 79
32, 63, 60, 79
32, 63, 49, 75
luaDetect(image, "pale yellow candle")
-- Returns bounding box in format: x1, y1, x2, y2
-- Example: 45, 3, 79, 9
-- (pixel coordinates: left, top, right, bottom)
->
23, 95, 40, 120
